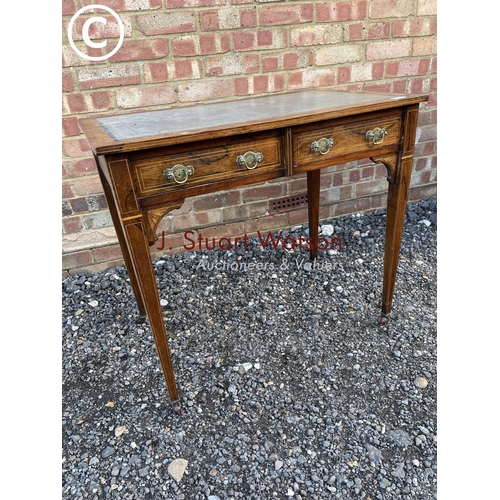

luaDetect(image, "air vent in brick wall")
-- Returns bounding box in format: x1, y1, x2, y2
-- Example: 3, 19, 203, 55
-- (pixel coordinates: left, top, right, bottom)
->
269, 194, 308, 214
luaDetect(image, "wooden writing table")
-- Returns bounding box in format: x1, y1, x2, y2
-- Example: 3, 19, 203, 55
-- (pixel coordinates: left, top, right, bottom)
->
79, 89, 428, 412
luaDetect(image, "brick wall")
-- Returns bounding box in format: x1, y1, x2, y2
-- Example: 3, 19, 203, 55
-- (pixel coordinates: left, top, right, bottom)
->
62, 0, 437, 276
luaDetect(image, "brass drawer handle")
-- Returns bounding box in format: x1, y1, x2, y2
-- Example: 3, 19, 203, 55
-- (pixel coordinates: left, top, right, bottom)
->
311, 137, 334, 155
163, 164, 195, 184
366, 127, 388, 145
236, 151, 263, 170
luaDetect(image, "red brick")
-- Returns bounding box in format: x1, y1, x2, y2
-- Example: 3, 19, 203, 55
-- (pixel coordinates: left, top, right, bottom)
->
397, 60, 420, 77
116, 84, 176, 109
418, 58, 430, 75
222, 200, 268, 221
135, 11, 196, 35
166, 0, 225, 6
168, 58, 199, 81
415, 157, 430, 172
90, 91, 114, 111
317, 1, 367, 22
244, 213, 289, 235
337, 66, 351, 84
62, 0, 77, 15
366, 39, 412, 60
71, 176, 105, 196
233, 32, 256, 51
260, 3, 314, 26
65, 93, 86, 114
145, 62, 169, 83
289, 68, 336, 89
375, 164, 387, 178
430, 57, 437, 74
361, 165, 375, 179
367, 21, 390, 39
392, 79, 407, 93
409, 77, 428, 93
417, 109, 436, 127
192, 194, 224, 211
62, 138, 92, 158
263, 56, 279, 72
372, 62, 384, 78
288, 205, 330, 225
240, 8, 257, 27
257, 29, 287, 49
316, 45, 362, 65
252, 75, 269, 93
419, 125, 437, 142
62, 216, 83, 234
417, 0, 437, 16
241, 183, 285, 202
78, 64, 141, 90
70, 197, 89, 214
349, 169, 361, 183
127, 0, 162, 9
62, 182, 74, 199
234, 77, 250, 95
178, 79, 233, 102
205, 54, 259, 76
173, 60, 192, 79
172, 36, 197, 56
62, 250, 93, 270
292, 25, 343, 46
394, 18, 436, 38
62, 117, 81, 137
200, 10, 219, 30
283, 53, 299, 70
200, 33, 231, 54
363, 82, 390, 92
172, 209, 223, 231
413, 37, 437, 57
369, 0, 414, 18
355, 178, 387, 197
70, 158, 98, 176
62, 72, 74, 92
333, 196, 371, 217
271, 74, 286, 92
63, 164, 71, 180
347, 23, 363, 41
108, 38, 169, 63
92, 244, 123, 264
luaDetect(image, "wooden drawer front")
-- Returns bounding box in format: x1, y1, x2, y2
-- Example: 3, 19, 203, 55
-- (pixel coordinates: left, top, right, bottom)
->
293, 114, 401, 168
132, 132, 283, 196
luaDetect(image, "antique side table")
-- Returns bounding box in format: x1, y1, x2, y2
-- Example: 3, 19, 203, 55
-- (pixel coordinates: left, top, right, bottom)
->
79, 89, 428, 411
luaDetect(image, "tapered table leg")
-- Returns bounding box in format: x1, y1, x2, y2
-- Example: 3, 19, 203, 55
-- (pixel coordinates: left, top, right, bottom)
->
307, 169, 321, 260
121, 216, 180, 404
100, 156, 180, 408
382, 162, 412, 315
96, 160, 147, 320
380, 105, 420, 317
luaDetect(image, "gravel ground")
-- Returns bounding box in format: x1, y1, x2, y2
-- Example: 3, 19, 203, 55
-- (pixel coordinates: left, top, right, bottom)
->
62, 196, 437, 500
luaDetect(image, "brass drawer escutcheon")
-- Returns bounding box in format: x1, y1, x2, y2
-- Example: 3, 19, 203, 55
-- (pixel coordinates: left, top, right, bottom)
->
310, 137, 334, 155
163, 164, 195, 184
366, 127, 388, 145
236, 151, 263, 170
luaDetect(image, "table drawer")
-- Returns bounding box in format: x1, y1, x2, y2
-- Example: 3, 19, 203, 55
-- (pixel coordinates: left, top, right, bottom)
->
292, 113, 402, 168
131, 131, 284, 196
